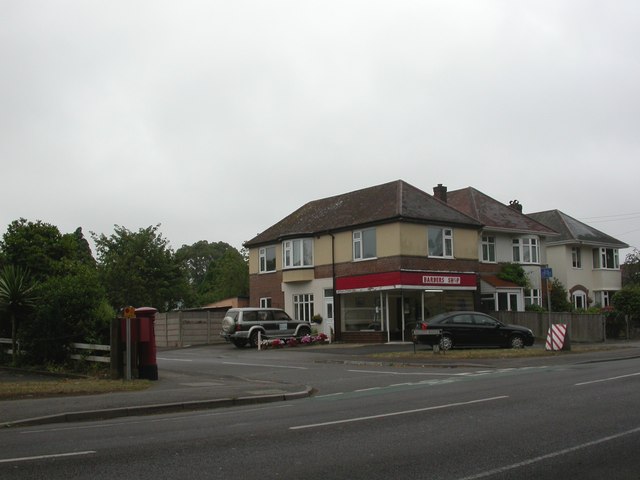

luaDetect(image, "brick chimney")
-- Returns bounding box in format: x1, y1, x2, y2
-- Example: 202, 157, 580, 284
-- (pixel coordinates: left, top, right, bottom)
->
433, 184, 447, 203
509, 200, 523, 213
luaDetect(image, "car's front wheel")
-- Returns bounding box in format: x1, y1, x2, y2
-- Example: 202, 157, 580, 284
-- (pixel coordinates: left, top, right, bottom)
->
510, 335, 524, 349
439, 335, 453, 351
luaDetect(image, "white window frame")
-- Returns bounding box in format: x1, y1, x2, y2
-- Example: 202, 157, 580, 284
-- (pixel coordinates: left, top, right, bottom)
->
571, 247, 582, 269
593, 248, 619, 270
572, 291, 587, 310
428, 227, 453, 258
283, 238, 314, 269
482, 235, 496, 263
259, 297, 272, 308
293, 293, 314, 322
353, 228, 377, 261
259, 246, 276, 273
524, 289, 541, 307
513, 237, 539, 264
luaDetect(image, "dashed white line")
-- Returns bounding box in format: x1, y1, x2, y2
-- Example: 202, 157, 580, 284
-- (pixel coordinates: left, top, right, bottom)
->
223, 362, 307, 370
457, 426, 640, 480
0, 451, 96, 464
575, 372, 640, 386
290, 396, 508, 430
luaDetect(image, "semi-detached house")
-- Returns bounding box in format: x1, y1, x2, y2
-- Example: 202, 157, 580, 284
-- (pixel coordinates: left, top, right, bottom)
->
528, 210, 628, 309
244, 180, 626, 343
245, 180, 484, 343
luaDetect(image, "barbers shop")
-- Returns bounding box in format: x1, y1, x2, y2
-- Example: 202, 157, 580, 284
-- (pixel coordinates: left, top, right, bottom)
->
336, 271, 478, 343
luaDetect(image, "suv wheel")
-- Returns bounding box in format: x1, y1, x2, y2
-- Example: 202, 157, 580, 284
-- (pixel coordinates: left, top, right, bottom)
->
249, 330, 263, 348
297, 326, 311, 337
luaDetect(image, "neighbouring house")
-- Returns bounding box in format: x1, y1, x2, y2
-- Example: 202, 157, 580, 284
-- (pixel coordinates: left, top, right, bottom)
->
527, 210, 628, 309
244, 180, 483, 343
443, 186, 559, 312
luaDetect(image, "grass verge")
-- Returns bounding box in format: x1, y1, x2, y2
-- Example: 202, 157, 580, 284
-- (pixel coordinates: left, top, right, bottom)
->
0, 378, 152, 400
371, 344, 630, 360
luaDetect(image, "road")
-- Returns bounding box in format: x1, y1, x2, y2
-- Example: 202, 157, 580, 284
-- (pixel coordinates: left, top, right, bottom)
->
2, 346, 640, 479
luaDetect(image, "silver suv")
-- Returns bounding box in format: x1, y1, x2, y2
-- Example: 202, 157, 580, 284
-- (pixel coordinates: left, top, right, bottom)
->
220, 308, 312, 348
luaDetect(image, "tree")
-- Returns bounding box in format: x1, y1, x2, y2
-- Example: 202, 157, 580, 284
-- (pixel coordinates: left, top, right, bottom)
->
0, 265, 37, 364
497, 263, 531, 288
0, 219, 111, 364
0, 219, 71, 281
549, 278, 573, 312
93, 225, 188, 312
175, 240, 248, 306
612, 286, 640, 318
201, 249, 249, 303
622, 249, 640, 286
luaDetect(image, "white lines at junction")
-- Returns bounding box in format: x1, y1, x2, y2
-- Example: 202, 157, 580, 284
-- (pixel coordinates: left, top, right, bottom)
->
223, 361, 308, 370
0, 451, 96, 464
456, 426, 640, 480
575, 372, 640, 386
290, 396, 509, 430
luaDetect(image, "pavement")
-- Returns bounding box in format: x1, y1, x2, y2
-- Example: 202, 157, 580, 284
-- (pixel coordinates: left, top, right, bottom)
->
2, 340, 640, 428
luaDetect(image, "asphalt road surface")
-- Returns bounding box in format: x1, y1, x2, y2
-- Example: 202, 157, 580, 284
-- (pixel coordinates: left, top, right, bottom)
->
2, 348, 640, 479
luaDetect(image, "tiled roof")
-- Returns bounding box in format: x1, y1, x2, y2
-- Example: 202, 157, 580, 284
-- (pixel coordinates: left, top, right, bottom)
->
481, 274, 521, 289
528, 210, 628, 248
245, 180, 482, 246
447, 187, 558, 236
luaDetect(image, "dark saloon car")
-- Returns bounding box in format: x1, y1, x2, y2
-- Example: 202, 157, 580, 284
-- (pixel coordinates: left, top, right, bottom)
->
412, 311, 535, 350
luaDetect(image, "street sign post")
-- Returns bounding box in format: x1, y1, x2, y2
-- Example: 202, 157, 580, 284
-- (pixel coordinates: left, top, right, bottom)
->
123, 306, 136, 381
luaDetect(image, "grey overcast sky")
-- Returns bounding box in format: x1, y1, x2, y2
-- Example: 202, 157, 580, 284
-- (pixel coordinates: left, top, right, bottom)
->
2, 1, 639, 258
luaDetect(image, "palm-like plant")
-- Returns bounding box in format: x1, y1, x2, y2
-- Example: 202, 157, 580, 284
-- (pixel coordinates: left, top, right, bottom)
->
0, 265, 38, 364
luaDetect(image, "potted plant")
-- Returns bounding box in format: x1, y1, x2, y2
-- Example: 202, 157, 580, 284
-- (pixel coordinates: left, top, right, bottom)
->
312, 314, 323, 324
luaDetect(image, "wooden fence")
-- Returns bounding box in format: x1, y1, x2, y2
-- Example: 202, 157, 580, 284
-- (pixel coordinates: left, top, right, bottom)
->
154, 310, 227, 348
494, 312, 606, 342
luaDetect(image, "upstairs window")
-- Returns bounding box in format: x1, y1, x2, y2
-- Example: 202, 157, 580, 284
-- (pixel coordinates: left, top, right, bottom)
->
572, 247, 582, 269
259, 246, 276, 273
428, 227, 453, 258
353, 228, 377, 261
283, 238, 313, 268
482, 235, 496, 263
593, 248, 619, 269
512, 237, 539, 264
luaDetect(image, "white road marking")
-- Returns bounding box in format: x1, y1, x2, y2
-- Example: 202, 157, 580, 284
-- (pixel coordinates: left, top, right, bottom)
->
456, 426, 640, 480
156, 357, 193, 362
290, 396, 508, 430
0, 451, 96, 464
575, 372, 640, 386
348, 369, 470, 376
223, 362, 307, 370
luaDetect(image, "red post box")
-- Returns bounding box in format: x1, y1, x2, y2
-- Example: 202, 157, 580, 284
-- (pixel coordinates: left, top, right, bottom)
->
135, 307, 158, 380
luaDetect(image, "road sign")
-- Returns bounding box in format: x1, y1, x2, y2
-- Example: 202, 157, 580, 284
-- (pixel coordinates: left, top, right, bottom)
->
541, 267, 553, 279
